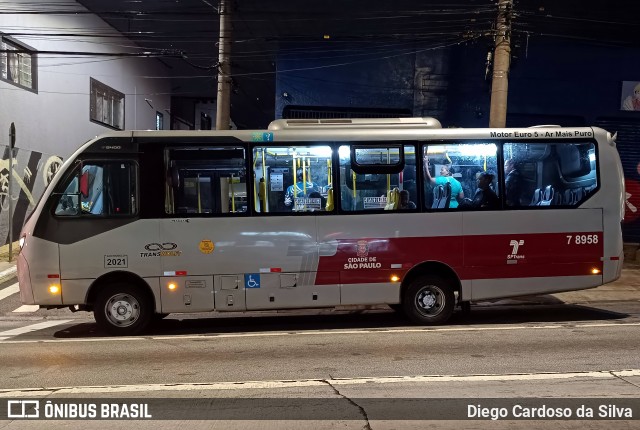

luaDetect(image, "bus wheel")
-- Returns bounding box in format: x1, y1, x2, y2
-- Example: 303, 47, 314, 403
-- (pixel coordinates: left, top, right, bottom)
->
403, 275, 454, 325
94, 283, 152, 336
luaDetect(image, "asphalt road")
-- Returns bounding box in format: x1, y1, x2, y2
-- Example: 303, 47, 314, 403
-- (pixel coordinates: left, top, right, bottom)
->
1, 275, 639, 429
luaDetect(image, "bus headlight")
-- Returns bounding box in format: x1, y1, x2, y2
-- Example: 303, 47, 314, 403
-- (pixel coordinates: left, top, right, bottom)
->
19, 235, 25, 249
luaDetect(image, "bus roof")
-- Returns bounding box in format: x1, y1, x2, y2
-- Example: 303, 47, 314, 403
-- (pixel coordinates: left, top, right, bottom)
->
267, 117, 442, 130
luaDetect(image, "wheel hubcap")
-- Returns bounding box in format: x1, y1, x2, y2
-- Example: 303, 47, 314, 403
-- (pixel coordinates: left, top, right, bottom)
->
105, 294, 140, 327
415, 285, 445, 317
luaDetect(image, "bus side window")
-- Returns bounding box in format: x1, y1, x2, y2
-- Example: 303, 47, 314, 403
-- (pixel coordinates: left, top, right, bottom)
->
253, 145, 333, 213
338, 144, 417, 212
505, 142, 598, 207
54, 176, 79, 216
423, 143, 499, 210
165, 147, 247, 215
54, 161, 137, 217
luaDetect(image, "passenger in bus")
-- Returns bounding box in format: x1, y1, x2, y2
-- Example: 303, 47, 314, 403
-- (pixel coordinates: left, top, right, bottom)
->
398, 190, 416, 209
504, 158, 523, 207
471, 171, 499, 209
423, 155, 464, 208
284, 168, 318, 207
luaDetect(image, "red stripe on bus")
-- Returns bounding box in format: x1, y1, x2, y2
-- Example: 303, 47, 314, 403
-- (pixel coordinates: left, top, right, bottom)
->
610, 256, 620, 260
315, 232, 603, 285
47, 274, 60, 279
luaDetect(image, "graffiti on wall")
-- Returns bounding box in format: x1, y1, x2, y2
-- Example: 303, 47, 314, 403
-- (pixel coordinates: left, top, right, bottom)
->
0, 145, 63, 246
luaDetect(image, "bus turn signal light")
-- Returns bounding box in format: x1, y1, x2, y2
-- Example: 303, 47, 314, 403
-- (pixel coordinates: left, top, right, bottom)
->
390, 275, 400, 282
591, 268, 601, 275
49, 285, 60, 294
168, 282, 177, 291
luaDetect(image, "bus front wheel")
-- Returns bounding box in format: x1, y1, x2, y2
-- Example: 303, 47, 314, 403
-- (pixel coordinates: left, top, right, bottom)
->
403, 275, 455, 325
94, 283, 152, 336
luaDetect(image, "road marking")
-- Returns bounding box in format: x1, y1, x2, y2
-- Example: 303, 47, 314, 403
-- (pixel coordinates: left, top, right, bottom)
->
0, 320, 72, 342
1, 321, 640, 344
12, 305, 40, 313
0, 369, 638, 397
0, 282, 19, 301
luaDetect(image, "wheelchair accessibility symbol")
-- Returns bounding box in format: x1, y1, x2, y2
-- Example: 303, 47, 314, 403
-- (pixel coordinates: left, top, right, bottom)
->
244, 274, 261, 289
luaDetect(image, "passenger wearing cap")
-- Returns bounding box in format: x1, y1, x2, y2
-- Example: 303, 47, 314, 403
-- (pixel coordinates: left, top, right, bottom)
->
471, 171, 499, 209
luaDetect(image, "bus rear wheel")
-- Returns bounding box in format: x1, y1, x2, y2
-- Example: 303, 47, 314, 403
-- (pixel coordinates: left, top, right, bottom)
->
403, 275, 454, 325
94, 283, 152, 336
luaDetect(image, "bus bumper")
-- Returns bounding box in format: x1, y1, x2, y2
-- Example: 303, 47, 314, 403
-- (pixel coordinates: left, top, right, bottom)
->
603, 252, 623, 284
17, 253, 35, 305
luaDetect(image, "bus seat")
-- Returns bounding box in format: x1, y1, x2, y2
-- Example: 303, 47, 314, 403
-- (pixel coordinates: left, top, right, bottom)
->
325, 188, 334, 211
431, 185, 444, 209
538, 185, 554, 206
565, 187, 585, 206
564, 189, 574, 205
392, 188, 400, 209
553, 190, 564, 205
438, 182, 452, 209
530, 188, 542, 206
384, 188, 399, 210
558, 145, 581, 176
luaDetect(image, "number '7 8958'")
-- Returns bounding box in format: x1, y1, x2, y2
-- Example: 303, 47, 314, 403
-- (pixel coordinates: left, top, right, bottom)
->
566, 234, 599, 245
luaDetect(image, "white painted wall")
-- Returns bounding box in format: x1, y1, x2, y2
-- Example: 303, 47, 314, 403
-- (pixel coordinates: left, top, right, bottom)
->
0, 0, 172, 159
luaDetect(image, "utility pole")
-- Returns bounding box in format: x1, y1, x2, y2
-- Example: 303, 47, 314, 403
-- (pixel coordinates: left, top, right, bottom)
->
489, 0, 513, 128
215, 0, 232, 130
8, 123, 15, 261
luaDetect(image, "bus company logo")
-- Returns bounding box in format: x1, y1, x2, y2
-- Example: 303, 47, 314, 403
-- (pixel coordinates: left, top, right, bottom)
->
7, 400, 39, 418
356, 240, 369, 258
508, 239, 525, 259
140, 242, 182, 258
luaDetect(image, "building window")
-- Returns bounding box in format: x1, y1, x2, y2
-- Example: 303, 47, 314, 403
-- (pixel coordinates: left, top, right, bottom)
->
0, 35, 37, 92
156, 111, 164, 130
90, 78, 125, 130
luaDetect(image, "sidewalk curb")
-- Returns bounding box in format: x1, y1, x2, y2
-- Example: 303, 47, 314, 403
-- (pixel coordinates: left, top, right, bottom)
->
0, 266, 17, 284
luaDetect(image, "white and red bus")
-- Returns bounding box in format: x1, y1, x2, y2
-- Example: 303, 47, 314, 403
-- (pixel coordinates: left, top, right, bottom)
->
17, 117, 624, 335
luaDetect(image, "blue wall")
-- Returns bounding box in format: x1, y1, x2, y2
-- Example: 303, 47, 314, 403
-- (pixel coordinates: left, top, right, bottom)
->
275, 42, 448, 119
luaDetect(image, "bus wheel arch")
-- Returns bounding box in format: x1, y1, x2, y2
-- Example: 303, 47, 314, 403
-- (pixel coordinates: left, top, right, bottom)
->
400, 261, 460, 325
87, 271, 155, 335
